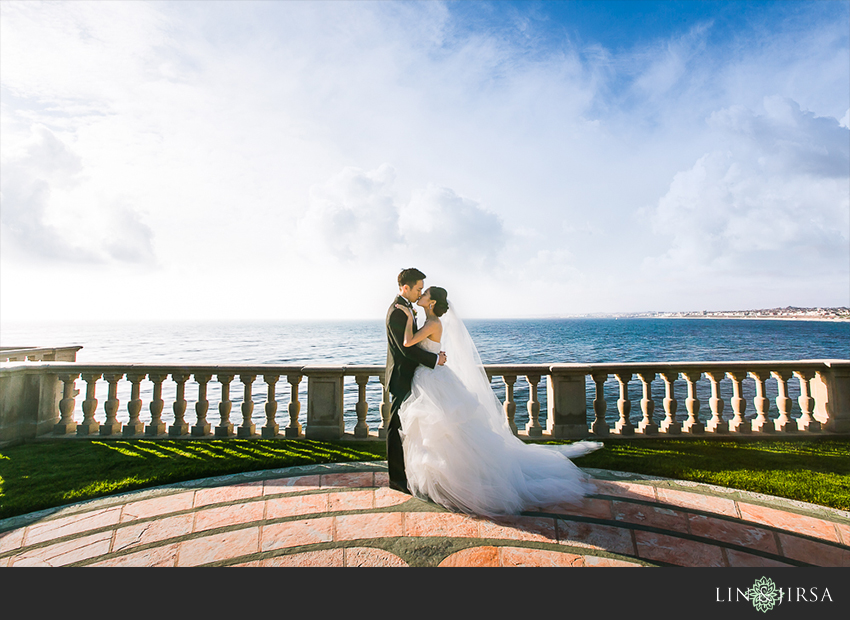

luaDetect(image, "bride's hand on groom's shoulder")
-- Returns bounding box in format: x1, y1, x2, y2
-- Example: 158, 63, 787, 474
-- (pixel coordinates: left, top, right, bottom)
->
395, 303, 412, 317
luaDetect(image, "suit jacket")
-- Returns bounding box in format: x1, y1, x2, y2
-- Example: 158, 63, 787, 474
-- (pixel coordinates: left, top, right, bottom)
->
385, 295, 438, 399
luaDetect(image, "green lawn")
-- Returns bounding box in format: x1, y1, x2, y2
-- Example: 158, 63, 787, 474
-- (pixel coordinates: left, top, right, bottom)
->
1, 436, 848, 520
0, 438, 385, 520
558, 436, 850, 511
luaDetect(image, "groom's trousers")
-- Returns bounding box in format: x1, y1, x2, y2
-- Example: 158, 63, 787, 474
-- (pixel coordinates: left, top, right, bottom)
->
386, 391, 410, 494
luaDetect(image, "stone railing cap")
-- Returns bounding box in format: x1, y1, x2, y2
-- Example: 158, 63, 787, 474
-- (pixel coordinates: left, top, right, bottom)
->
2, 359, 847, 376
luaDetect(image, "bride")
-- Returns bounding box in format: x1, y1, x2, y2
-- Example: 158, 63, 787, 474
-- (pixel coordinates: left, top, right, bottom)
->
394, 286, 602, 517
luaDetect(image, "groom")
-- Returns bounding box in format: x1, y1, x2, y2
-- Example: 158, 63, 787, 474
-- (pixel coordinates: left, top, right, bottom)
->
385, 267, 447, 494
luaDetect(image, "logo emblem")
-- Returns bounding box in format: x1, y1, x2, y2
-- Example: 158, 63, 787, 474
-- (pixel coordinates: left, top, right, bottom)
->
746, 577, 784, 613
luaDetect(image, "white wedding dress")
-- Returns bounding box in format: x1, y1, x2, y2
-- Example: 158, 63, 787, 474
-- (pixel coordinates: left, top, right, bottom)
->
398, 310, 602, 516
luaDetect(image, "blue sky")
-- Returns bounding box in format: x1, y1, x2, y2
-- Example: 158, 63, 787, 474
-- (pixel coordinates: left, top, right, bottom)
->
451, 1, 842, 48
1, 0, 848, 322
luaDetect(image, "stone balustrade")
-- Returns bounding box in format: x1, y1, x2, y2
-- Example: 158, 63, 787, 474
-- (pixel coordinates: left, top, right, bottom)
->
0, 346, 82, 363
0, 359, 848, 446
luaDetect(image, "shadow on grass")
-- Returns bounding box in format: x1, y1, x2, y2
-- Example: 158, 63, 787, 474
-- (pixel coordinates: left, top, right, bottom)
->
2, 436, 849, 521
0, 439, 386, 520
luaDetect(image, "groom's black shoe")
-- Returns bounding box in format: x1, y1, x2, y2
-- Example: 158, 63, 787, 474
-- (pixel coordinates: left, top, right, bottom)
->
389, 480, 411, 495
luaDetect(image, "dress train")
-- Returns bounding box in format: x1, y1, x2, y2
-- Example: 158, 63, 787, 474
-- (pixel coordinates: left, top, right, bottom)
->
399, 337, 601, 516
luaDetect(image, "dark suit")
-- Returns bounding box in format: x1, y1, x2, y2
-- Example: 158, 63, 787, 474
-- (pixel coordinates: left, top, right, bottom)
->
385, 295, 438, 493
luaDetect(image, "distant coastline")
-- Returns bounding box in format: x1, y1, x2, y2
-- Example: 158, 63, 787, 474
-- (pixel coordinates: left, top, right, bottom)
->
554, 306, 850, 323
638, 315, 850, 323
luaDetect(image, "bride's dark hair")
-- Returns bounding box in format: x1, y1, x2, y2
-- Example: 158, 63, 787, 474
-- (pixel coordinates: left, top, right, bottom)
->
428, 287, 449, 317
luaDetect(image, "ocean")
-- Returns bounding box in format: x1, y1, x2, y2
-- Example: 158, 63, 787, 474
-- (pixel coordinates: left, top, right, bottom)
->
2, 318, 848, 434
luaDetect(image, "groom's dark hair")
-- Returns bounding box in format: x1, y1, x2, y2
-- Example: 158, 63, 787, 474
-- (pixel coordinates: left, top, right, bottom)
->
398, 268, 426, 288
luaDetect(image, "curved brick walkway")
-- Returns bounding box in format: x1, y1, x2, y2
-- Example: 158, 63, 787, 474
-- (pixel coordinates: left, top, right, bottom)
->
1, 462, 848, 567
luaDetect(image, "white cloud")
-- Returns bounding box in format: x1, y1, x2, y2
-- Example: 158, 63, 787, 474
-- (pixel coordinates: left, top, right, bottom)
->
400, 185, 506, 269
0, 124, 155, 264
297, 164, 402, 263
646, 97, 849, 294
709, 96, 849, 178
297, 164, 506, 272
629, 21, 711, 101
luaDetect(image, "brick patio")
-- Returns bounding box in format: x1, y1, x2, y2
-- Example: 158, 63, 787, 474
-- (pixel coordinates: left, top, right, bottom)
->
1, 462, 848, 567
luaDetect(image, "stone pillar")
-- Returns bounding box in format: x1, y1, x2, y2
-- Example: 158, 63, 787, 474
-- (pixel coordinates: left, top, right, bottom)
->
286, 374, 303, 438
216, 374, 235, 437
124, 373, 146, 437
660, 371, 681, 434
682, 371, 704, 434
590, 373, 609, 437
36, 372, 63, 438
636, 371, 658, 435
353, 375, 370, 439
748, 370, 774, 433
261, 374, 280, 438
812, 362, 850, 433
54, 346, 82, 362
192, 374, 212, 437
546, 368, 588, 439
503, 375, 518, 436
146, 373, 167, 436
237, 374, 257, 438
727, 371, 750, 433
771, 370, 795, 432
77, 373, 102, 436
614, 372, 634, 436
0, 369, 38, 443
705, 371, 728, 433
795, 369, 820, 432
55, 373, 80, 435
100, 373, 124, 436
305, 368, 345, 440
378, 383, 390, 439
525, 374, 543, 438
169, 373, 191, 436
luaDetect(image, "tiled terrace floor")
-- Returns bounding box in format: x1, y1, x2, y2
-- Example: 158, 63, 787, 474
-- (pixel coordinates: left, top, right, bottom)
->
1, 462, 848, 567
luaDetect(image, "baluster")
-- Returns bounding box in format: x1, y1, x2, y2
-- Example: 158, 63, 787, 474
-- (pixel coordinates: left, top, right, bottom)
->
660, 371, 681, 434
286, 374, 303, 437
168, 373, 190, 436
637, 372, 657, 434
124, 373, 146, 437
503, 375, 518, 435
354, 375, 370, 438
215, 374, 235, 437
192, 374, 212, 436
772, 370, 795, 432
238, 374, 257, 437
524, 374, 543, 437
590, 373, 609, 436
77, 372, 102, 436
794, 370, 820, 432
262, 374, 281, 438
614, 372, 634, 435
100, 372, 124, 436
55, 373, 80, 435
377, 383, 390, 439
682, 371, 704, 434
146, 373, 167, 436
726, 371, 750, 433
705, 371, 728, 433
749, 370, 773, 433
